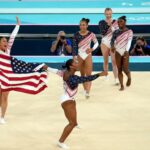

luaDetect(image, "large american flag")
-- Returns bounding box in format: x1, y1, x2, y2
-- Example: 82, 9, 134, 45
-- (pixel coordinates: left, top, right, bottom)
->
0, 51, 48, 94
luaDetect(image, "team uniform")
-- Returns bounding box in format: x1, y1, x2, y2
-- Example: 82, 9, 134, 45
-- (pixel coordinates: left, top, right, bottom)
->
111, 28, 133, 56
99, 20, 118, 48
73, 31, 99, 60
110, 28, 133, 89
48, 67, 100, 104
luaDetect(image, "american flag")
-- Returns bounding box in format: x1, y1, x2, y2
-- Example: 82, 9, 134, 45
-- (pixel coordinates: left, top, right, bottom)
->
0, 51, 48, 94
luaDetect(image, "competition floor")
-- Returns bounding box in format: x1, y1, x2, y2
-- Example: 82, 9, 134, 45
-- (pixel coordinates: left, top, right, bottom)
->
0, 72, 150, 150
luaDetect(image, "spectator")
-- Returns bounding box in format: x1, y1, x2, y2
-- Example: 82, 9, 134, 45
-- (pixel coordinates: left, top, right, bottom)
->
50, 31, 72, 56
130, 37, 150, 56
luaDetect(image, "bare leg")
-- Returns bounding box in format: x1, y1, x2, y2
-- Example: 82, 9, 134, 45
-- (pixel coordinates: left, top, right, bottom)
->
1, 92, 9, 118
59, 100, 77, 143
84, 54, 93, 94
122, 52, 131, 87
78, 55, 86, 91
110, 50, 118, 79
101, 44, 110, 74
115, 52, 124, 91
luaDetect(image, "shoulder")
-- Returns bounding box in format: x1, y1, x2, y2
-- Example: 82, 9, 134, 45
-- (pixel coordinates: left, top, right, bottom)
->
112, 19, 117, 23
99, 20, 105, 24
129, 29, 133, 33
90, 32, 96, 37
74, 32, 79, 36
126, 29, 133, 35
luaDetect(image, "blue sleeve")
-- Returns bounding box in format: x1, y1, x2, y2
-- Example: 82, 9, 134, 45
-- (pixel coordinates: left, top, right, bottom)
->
72, 33, 78, 56
66, 74, 100, 90
66, 39, 72, 46
99, 20, 109, 36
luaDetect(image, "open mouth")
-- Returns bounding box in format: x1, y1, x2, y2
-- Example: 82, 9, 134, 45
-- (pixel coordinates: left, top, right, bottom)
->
4, 45, 7, 48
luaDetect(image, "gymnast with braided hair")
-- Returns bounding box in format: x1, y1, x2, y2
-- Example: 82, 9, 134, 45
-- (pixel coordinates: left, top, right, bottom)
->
111, 16, 133, 91
46, 59, 107, 149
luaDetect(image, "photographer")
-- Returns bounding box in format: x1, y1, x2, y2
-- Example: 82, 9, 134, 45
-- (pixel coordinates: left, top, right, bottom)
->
130, 37, 150, 56
50, 31, 72, 56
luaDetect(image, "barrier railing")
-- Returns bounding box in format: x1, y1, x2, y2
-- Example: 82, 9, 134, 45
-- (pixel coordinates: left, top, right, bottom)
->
0, 33, 150, 38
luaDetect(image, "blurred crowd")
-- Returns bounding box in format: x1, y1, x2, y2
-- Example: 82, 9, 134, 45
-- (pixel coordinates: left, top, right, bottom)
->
50, 31, 150, 56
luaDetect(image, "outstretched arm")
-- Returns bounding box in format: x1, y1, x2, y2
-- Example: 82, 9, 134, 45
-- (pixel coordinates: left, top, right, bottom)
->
67, 72, 107, 89
47, 67, 63, 77
7, 16, 20, 55
76, 72, 106, 84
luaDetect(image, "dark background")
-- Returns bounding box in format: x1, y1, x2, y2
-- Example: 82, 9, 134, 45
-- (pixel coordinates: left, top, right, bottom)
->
0, 25, 150, 56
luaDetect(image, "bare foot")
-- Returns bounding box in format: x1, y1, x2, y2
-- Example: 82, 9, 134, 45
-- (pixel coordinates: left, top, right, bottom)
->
119, 86, 124, 91
126, 78, 131, 87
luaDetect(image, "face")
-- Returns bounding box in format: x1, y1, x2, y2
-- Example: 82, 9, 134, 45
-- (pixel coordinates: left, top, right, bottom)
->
70, 60, 79, 71
80, 21, 88, 32
136, 39, 144, 46
58, 32, 66, 42
0, 37, 8, 51
105, 10, 112, 19
118, 19, 126, 29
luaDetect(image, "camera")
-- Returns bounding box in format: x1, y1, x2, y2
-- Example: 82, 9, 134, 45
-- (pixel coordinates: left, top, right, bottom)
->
60, 36, 66, 40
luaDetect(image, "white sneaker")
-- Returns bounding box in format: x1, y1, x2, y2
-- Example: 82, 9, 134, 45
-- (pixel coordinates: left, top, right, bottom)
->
84, 91, 90, 99
115, 78, 119, 85
105, 75, 109, 81
76, 124, 81, 129
0, 118, 6, 125
57, 141, 69, 149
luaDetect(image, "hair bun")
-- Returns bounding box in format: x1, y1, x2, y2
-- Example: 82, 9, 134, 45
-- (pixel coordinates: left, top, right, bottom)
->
118, 15, 127, 22
86, 18, 90, 23
122, 16, 126, 20
81, 18, 90, 24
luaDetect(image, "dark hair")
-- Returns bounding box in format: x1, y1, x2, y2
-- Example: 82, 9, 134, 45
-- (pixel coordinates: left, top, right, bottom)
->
105, 8, 112, 12
136, 36, 145, 42
118, 16, 127, 22
0, 36, 7, 41
80, 18, 90, 24
62, 59, 74, 70
0, 36, 4, 40
136, 36, 147, 45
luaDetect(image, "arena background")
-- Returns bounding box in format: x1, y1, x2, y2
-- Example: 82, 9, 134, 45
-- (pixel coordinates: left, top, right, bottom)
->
0, 1, 150, 150
0, 0, 150, 70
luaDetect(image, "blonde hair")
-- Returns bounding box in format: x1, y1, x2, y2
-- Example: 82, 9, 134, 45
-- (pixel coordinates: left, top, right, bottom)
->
104, 8, 112, 12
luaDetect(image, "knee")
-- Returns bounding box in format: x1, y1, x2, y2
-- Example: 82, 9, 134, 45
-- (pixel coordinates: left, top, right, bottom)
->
2, 93, 9, 101
123, 68, 130, 74
69, 121, 77, 128
111, 59, 116, 66
118, 68, 122, 74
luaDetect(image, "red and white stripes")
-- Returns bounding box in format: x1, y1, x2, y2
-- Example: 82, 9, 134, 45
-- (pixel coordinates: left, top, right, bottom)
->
0, 51, 48, 94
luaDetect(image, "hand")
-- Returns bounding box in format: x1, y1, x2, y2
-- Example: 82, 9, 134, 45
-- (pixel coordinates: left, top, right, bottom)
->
98, 71, 108, 76
57, 36, 60, 42
63, 39, 67, 44
73, 56, 78, 63
111, 46, 116, 53
86, 48, 93, 54
42, 65, 48, 71
137, 48, 143, 52
16, 16, 20, 25
123, 51, 129, 58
